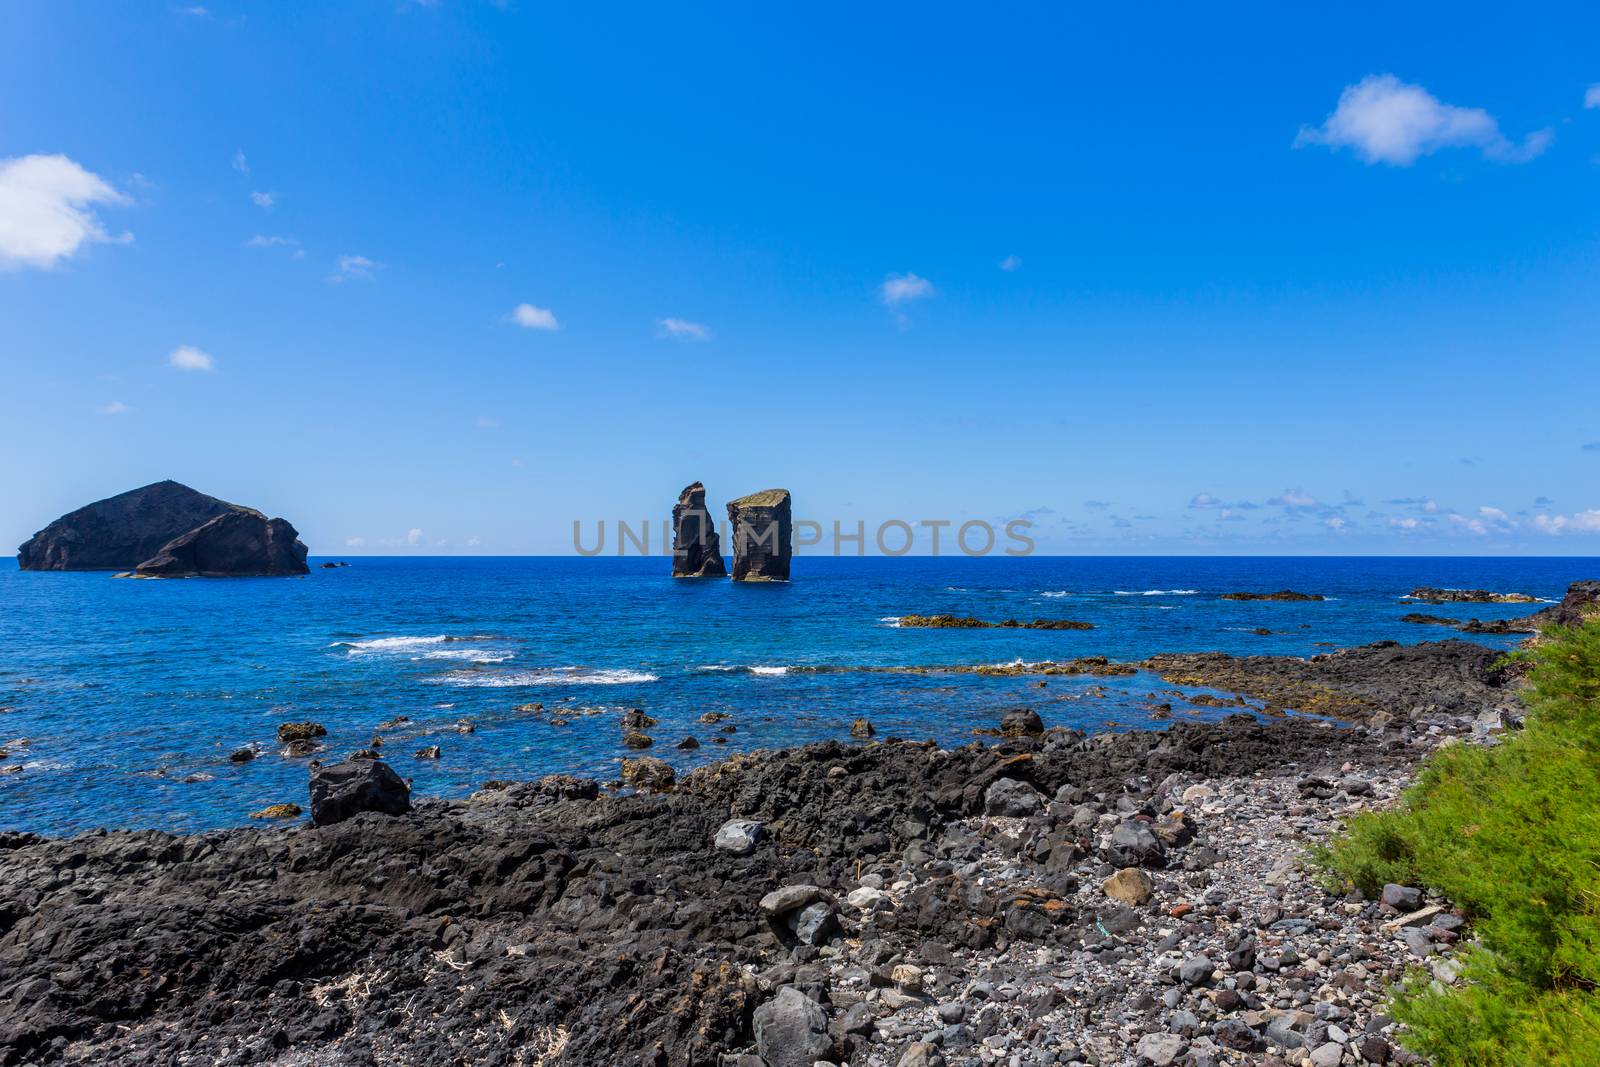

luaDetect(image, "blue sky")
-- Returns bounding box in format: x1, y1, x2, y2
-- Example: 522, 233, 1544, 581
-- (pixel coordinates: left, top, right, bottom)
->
3, 2, 1599, 556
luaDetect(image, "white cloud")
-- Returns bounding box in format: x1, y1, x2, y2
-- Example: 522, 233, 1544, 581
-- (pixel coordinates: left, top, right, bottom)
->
330, 254, 380, 282
250, 191, 274, 208
1534, 510, 1600, 535
345, 537, 366, 547
1296, 75, 1550, 166
509, 303, 559, 330
998, 254, 1021, 272
1389, 517, 1420, 530
245, 234, 297, 249
880, 272, 934, 306
1268, 488, 1319, 509
183, 6, 210, 16
1324, 516, 1349, 531
231, 150, 249, 175
657, 317, 711, 341
1188, 493, 1227, 509
0, 154, 131, 270
1448, 513, 1488, 536
97, 401, 130, 415
407, 528, 423, 546
1586, 84, 1600, 110
168, 344, 215, 372
466, 536, 481, 547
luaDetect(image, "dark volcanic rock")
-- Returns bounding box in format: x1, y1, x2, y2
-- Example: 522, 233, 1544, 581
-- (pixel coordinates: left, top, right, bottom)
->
17, 480, 236, 570
134, 509, 309, 577
1145, 638, 1516, 721
0, 715, 1400, 1066
1408, 586, 1539, 604
671, 481, 727, 578
307, 760, 412, 825
1504, 580, 1600, 630
727, 488, 792, 582
1218, 590, 1325, 602
16, 479, 309, 577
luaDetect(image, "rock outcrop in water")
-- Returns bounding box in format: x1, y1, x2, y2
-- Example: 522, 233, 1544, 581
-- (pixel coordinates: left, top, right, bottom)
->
17, 480, 309, 576
134, 509, 309, 578
727, 488, 791, 582
1406, 586, 1539, 604
671, 481, 727, 578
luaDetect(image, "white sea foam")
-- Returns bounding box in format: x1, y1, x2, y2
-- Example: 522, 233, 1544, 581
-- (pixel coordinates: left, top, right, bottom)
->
416, 649, 515, 664
335, 635, 449, 652
1113, 589, 1199, 597
435, 667, 658, 688
693, 664, 793, 675
749, 666, 790, 676
879, 616, 903, 626
1040, 591, 1072, 598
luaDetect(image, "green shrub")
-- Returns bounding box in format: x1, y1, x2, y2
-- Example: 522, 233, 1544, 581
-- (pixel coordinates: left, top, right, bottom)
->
1319, 622, 1600, 1066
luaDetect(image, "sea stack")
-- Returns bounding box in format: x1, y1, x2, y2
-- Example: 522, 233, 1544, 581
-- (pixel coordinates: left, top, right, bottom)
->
727, 488, 791, 582
671, 481, 726, 578
17, 480, 310, 577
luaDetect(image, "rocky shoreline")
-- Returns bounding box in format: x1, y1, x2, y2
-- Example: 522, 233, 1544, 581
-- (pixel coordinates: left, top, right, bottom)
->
0, 630, 1528, 1067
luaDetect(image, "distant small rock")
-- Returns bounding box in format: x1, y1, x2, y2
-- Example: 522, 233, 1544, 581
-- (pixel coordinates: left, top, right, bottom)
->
414, 745, 442, 760
228, 747, 257, 763
622, 731, 653, 749
1381, 883, 1423, 911
620, 756, 674, 791
307, 760, 411, 826
850, 717, 875, 739
1000, 707, 1044, 736
1218, 590, 1324, 602
713, 819, 763, 855
674, 736, 700, 750
1407, 586, 1538, 604
251, 803, 302, 820
1102, 867, 1154, 905
276, 721, 327, 744
984, 777, 1045, 817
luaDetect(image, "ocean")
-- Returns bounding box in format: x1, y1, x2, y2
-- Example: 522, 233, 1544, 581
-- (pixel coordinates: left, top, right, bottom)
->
0, 555, 1588, 835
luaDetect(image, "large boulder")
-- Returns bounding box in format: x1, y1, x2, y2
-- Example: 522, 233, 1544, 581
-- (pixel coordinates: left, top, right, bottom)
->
727, 488, 792, 582
18, 480, 235, 570
308, 760, 412, 826
752, 986, 831, 1067
17, 480, 309, 576
671, 481, 726, 578
135, 509, 309, 577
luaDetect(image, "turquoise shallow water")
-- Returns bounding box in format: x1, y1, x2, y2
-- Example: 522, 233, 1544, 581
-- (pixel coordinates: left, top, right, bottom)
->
0, 555, 1587, 835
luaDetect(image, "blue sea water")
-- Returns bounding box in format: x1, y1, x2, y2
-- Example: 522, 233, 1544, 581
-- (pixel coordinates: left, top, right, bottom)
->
0, 556, 1590, 835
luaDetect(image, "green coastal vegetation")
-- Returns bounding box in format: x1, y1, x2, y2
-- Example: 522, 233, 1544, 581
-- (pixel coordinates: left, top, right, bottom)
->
1317, 621, 1600, 1066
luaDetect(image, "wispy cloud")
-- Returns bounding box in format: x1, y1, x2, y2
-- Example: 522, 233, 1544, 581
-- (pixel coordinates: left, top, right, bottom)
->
880, 272, 934, 306
245, 234, 299, 250
998, 254, 1021, 272
508, 303, 559, 330
250, 191, 275, 208
0, 154, 132, 270
231, 150, 249, 175
1296, 75, 1551, 166
345, 537, 366, 547
330, 254, 380, 282
181, 5, 210, 16
1587, 84, 1600, 110
168, 344, 215, 372
1188, 493, 1229, 509
97, 400, 130, 415
656, 317, 711, 341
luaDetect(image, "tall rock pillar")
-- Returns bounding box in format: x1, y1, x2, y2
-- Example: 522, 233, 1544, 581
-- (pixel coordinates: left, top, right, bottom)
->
671, 482, 727, 578
727, 489, 792, 582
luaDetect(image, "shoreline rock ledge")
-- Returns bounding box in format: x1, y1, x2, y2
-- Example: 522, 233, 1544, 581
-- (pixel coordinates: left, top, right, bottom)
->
728, 487, 792, 582
670, 481, 726, 578
17, 480, 309, 577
